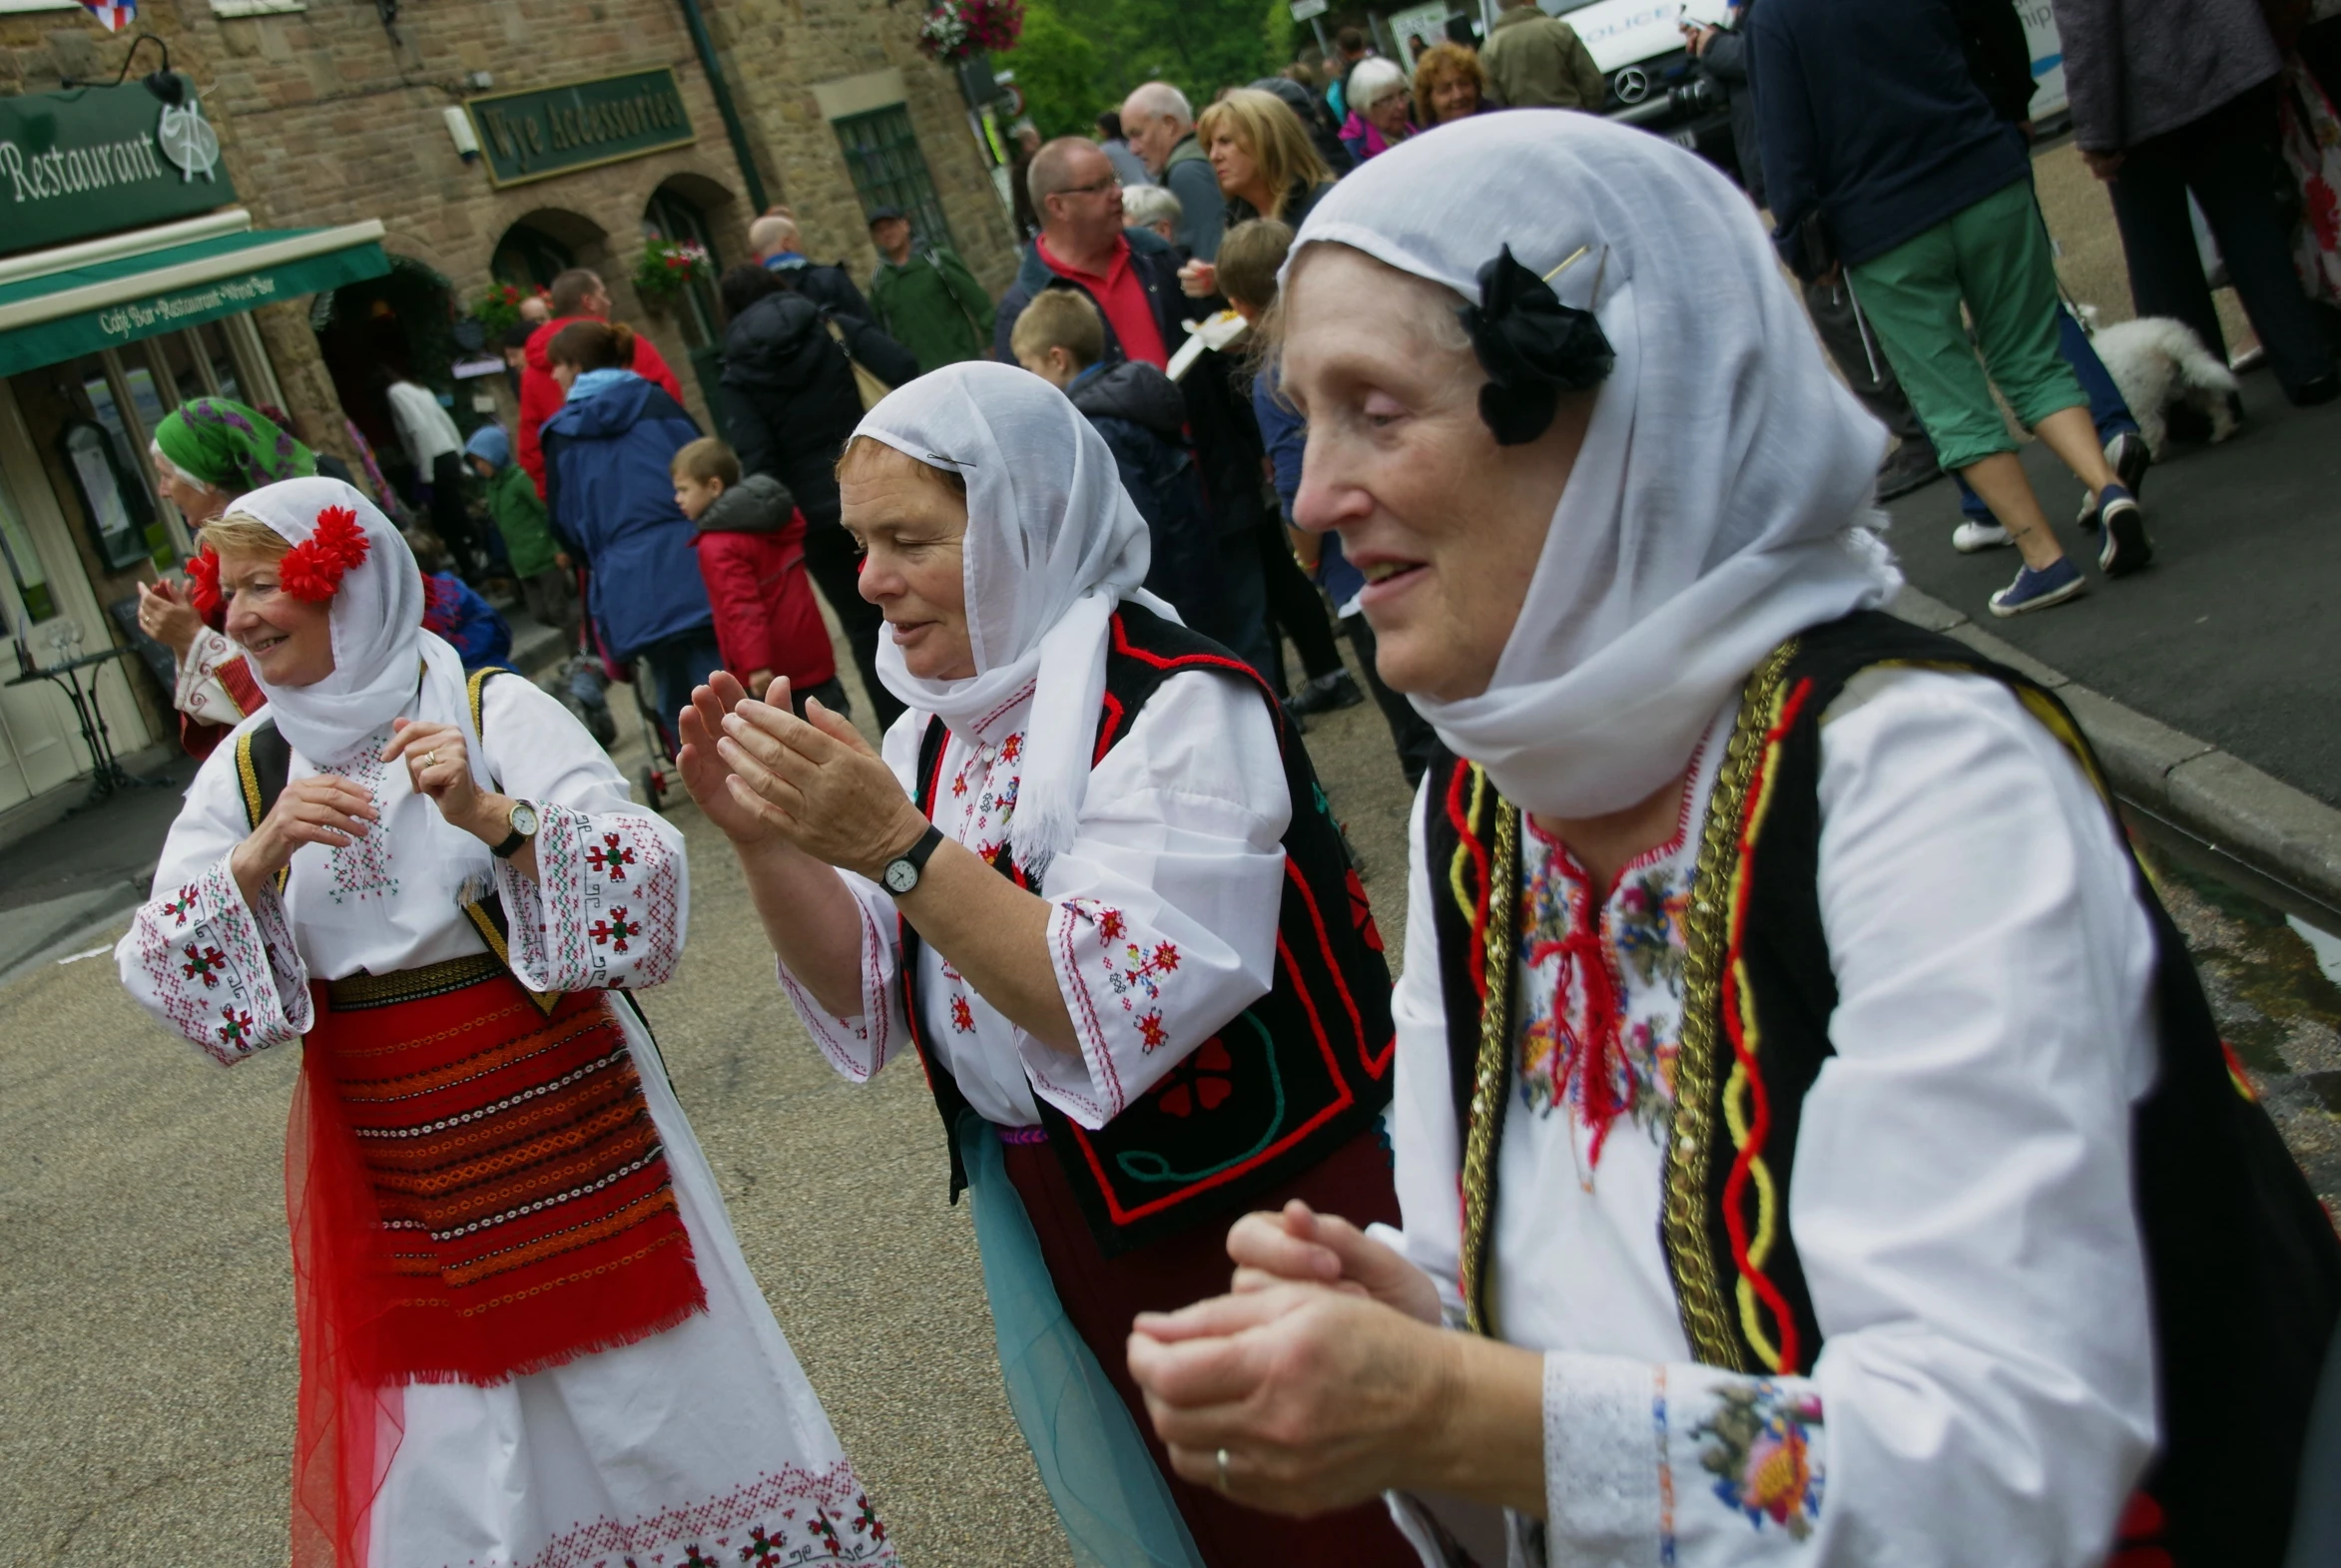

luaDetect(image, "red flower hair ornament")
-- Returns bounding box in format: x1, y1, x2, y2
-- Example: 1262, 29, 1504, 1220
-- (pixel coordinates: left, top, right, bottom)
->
186, 504, 370, 621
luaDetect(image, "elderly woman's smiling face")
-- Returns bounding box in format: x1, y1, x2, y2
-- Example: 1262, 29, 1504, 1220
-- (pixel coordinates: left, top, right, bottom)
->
1282, 245, 1588, 702
843, 444, 975, 682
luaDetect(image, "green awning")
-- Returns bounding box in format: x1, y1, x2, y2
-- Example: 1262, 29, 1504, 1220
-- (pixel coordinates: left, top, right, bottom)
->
0, 222, 389, 375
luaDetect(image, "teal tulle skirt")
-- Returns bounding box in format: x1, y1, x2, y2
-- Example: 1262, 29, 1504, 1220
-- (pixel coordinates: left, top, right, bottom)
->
956, 1113, 1207, 1568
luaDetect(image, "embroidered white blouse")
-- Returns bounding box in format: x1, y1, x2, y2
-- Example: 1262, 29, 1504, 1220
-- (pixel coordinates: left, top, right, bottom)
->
117, 670, 685, 1052
176, 626, 255, 730
113, 673, 902, 1567
1384, 669, 2163, 1567
778, 668, 1291, 1129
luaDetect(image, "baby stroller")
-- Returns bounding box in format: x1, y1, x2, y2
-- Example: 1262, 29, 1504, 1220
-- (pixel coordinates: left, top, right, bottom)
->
626, 654, 678, 811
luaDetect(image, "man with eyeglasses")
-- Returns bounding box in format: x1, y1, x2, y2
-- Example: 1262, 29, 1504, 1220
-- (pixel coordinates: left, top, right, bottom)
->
994, 136, 1283, 693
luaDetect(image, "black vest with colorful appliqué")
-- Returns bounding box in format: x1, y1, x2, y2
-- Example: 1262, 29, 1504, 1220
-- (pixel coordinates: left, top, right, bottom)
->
1422, 611, 2341, 1568
902, 602, 1395, 1256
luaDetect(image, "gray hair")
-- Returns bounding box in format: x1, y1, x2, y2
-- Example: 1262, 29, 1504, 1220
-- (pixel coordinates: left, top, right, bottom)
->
1119, 184, 1183, 232
1123, 80, 1194, 130
1347, 57, 1410, 112
1027, 136, 1106, 208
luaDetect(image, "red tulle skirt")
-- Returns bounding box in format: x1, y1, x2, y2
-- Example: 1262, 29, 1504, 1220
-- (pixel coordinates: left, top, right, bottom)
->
287, 963, 704, 1567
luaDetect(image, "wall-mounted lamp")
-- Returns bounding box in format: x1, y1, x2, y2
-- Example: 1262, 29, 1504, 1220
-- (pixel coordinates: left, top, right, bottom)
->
443, 106, 480, 162
60, 32, 183, 104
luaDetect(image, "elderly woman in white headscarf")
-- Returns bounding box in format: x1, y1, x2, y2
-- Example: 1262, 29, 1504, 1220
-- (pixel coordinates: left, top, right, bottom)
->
1124, 114, 2341, 1567
114, 477, 891, 1568
682, 360, 1413, 1568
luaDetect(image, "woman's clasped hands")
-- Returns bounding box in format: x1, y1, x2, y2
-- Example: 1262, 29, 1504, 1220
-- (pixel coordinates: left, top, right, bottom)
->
677, 672, 927, 879
1126, 1200, 1547, 1519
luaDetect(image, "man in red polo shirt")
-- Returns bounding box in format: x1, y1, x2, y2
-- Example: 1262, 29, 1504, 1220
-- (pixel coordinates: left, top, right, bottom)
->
1029, 142, 1172, 369
995, 138, 1278, 682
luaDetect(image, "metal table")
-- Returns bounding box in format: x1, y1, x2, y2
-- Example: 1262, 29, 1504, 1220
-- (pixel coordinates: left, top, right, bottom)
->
4, 644, 154, 804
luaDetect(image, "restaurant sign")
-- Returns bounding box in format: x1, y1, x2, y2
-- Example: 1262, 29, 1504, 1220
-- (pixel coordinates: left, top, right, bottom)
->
465, 69, 696, 189
0, 80, 237, 256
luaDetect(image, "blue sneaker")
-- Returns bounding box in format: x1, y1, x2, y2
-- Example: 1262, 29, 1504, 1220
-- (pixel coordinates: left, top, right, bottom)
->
2095, 484, 2153, 578
2076, 431, 2150, 532
1989, 556, 2087, 618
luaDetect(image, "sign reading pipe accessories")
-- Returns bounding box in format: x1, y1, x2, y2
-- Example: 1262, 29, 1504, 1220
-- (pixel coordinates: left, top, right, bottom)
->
0, 80, 236, 255
465, 68, 696, 188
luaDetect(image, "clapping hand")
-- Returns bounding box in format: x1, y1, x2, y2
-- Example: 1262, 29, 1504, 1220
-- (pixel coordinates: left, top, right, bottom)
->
1225, 1200, 1445, 1323
712, 689, 927, 879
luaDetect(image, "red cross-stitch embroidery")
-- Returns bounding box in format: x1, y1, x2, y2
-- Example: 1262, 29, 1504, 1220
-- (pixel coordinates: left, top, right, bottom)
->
587, 832, 637, 880
856, 1497, 887, 1543
164, 886, 199, 925
217, 1005, 255, 1047
1138, 1010, 1169, 1051
949, 993, 975, 1032
1096, 908, 1127, 941
181, 943, 228, 987
999, 733, 1022, 762
591, 907, 642, 952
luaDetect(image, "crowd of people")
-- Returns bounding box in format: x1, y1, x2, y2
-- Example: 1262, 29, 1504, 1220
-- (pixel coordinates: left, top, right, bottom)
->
111, 2, 2341, 1565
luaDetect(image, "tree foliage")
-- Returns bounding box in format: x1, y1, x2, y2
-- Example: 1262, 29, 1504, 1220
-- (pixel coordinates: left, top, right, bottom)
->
1008, 3, 1107, 138
999, 0, 1288, 135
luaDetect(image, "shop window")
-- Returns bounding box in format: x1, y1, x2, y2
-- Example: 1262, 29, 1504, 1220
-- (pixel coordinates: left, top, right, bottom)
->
644, 186, 727, 350
78, 366, 163, 530
832, 106, 954, 252
0, 480, 53, 627
57, 419, 161, 574
193, 323, 244, 402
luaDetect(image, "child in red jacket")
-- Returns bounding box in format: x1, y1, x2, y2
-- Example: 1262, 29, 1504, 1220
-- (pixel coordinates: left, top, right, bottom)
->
671, 438, 848, 719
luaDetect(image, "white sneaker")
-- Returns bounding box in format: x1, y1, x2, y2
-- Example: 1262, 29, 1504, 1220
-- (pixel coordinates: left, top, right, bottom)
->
1952, 520, 2013, 553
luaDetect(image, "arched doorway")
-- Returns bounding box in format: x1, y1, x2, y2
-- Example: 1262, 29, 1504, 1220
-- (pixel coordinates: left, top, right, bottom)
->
490, 209, 612, 292
311, 255, 461, 509
641, 175, 736, 353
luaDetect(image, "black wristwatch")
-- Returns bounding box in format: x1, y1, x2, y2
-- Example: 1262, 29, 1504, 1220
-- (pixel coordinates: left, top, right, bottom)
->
488, 798, 540, 859
880, 823, 945, 895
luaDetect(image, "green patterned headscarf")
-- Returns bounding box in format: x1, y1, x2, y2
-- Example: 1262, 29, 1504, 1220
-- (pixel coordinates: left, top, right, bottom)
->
151, 397, 314, 492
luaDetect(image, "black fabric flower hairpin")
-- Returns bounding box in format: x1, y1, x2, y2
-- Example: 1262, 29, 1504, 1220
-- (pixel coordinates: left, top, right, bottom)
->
1459, 244, 1615, 446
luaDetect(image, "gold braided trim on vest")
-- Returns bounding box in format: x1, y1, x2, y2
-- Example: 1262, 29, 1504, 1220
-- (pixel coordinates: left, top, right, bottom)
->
326, 951, 508, 1011
1662, 635, 1801, 1372
1459, 784, 1519, 1338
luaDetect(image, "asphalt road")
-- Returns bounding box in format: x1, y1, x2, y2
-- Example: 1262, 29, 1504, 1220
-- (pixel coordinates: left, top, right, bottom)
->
1882, 370, 2341, 808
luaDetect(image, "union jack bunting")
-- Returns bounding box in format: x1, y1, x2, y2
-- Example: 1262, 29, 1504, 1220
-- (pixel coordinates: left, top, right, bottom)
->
80, 0, 134, 31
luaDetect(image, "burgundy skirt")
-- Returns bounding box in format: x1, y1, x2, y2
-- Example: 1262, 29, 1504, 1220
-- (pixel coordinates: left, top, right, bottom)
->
1001, 1125, 1421, 1568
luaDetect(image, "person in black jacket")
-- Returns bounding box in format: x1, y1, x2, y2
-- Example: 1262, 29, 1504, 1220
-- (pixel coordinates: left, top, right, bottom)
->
749, 213, 876, 324
1011, 287, 1215, 624
714, 263, 914, 730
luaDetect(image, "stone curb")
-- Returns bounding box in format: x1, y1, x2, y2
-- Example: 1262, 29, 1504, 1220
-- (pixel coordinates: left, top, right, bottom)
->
1890, 587, 2341, 920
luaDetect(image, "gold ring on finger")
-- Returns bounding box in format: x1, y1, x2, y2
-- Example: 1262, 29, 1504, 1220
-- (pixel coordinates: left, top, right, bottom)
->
1215, 1447, 1232, 1493
421, 750, 439, 768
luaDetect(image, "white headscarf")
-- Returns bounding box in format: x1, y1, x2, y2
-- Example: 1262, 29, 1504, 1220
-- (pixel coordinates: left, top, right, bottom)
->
1290, 112, 1901, 817
856, 360, 1165, 878
225, 476, 444, 763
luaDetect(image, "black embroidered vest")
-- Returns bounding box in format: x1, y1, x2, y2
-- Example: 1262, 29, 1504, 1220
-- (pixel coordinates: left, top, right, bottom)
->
1423, 611, 2341, 1567
901, 602, 1395, 1256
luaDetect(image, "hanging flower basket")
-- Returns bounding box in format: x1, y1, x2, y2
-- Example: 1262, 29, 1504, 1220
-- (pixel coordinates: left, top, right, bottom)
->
472, 280, 548, 335
918, 0, 1021, 65
633, 238, 712, 305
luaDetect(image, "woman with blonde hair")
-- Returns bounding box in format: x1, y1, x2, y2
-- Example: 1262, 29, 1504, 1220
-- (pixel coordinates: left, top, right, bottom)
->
1412, 41, 1496, 127
1181, 88, 1337, 297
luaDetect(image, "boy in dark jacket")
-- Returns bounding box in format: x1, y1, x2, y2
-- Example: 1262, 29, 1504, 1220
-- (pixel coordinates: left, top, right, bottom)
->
670, 437, 847, 721
1009, 288, 1216, 634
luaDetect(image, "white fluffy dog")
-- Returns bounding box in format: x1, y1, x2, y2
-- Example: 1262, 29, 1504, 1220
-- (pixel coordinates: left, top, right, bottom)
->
2088, 314, 2240, 457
